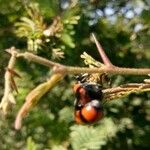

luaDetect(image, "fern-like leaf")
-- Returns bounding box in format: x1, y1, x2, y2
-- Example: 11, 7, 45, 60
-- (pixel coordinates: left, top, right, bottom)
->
70, 118, 118, 150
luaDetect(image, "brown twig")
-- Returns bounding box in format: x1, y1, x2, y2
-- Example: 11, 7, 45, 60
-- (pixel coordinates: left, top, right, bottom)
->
103, 83, 150, 101
0, 47, 18, 114
7, 51, 150, 75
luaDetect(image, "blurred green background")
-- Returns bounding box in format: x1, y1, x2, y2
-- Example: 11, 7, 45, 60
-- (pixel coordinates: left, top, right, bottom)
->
0, 0, 150, 149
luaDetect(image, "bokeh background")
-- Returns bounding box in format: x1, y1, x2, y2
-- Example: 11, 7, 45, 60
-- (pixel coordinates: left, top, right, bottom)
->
0, 0, 150, 149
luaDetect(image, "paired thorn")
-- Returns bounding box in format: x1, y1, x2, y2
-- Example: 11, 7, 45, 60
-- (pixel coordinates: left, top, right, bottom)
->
6, 68, 21, 93
92, 33, 114, 67
10, 77, 18, 93
6, 68, 21, 78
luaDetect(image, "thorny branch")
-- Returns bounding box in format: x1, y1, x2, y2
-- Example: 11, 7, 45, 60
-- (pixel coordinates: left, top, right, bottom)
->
0, 47, 18, 114
103, 83, 150, 101
0, 34, 150, 130
9, 50, 150, 75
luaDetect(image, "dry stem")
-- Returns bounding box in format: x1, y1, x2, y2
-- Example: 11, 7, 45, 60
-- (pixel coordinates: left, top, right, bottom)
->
0, 47, 17, 114
14, 73, 64, 130
103, 83, 150, 101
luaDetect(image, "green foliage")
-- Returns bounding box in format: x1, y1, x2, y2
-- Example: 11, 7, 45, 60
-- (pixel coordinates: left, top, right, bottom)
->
15, 1, 80, 53
15, 3, 45, 51
0, 0, 150, 149
70, 118, 118, 150
26, 137, 37, 150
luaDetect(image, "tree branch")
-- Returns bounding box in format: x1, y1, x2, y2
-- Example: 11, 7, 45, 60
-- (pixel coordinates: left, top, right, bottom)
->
7, 50, 150, 75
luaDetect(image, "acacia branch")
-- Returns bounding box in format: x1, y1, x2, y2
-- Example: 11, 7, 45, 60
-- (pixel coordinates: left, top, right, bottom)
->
6, 50, 150, 76
1, 35, 150, 130
5, 34, 149, 76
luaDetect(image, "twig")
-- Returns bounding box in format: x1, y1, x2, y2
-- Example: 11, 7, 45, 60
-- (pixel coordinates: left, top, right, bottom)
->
6, 51, 150, 75
0, 47, 17, 114
14, 73, 64, 130
63, 66, 150, 75
103, 83, 150, 101
17, 52, 61, 67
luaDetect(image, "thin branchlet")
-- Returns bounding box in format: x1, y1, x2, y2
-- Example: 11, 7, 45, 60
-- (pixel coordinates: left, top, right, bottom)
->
103, 83, 150, 101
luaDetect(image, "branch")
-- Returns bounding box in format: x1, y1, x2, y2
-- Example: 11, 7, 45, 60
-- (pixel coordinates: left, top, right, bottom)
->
0, 47, 18, 114
7, 50, 150, 76
103, 83, 150, 101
